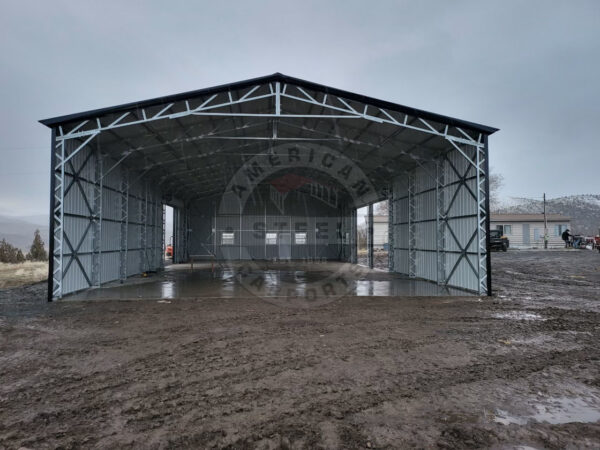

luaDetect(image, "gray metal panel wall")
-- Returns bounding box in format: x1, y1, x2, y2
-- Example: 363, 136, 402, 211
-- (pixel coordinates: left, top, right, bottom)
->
54, 141, 163, 297
186, 192, 350, 261
392, 145, 488, 294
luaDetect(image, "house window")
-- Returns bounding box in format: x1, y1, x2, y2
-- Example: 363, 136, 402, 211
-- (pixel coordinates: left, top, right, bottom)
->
503, 225, 512, 235
295, 232, 307, 245
266, 232, 277, 245
555, 224, 567, 236
221, 232, 234, 245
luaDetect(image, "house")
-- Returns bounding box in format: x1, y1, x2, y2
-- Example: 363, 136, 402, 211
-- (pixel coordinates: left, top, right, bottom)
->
373, 215, 388, 249
490, 214, 571, 249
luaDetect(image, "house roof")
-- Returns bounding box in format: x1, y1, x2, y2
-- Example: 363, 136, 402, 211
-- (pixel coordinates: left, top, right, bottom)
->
491, 214, 570, 223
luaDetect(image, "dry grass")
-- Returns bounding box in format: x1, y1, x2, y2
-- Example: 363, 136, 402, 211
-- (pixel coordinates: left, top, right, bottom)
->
0, 261, 48, 288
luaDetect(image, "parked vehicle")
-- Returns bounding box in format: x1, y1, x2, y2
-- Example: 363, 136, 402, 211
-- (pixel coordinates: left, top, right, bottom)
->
490, 229, 509, 251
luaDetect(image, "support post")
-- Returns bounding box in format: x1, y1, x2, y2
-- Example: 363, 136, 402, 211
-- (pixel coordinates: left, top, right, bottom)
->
351, 208, 357, 264
408, 171, 416, 278
484, 136, 492, 296
388, 186, 395, 272
47, 128, 57, 302
91, 149, 103, 286
139, 182, 148, 272
436, 158, 446, 285
161, 203, 166, 268
367, 203, 374, 269
119, 172, 129, 281
476, 143, 488, 295
51, 138, 66, 299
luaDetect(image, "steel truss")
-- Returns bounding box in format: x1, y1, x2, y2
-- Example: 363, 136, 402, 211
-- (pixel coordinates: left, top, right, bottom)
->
56, 82, 484, 149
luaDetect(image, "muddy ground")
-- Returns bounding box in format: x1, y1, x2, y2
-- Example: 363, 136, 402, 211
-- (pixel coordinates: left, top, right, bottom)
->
1, 250, 600, 449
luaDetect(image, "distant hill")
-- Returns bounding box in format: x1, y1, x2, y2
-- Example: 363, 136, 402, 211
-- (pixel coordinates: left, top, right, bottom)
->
0, 214, 49, 251
494, 195, 600, 235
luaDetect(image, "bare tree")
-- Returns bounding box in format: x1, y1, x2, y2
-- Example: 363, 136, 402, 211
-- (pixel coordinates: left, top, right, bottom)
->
489, 170, 504, 212
374, 200, 389, 216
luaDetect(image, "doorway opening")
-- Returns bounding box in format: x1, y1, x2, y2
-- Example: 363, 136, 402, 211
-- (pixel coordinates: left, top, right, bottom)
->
163, 205, 174, 266
357, 206, 368, 266
372, 200, 390, 270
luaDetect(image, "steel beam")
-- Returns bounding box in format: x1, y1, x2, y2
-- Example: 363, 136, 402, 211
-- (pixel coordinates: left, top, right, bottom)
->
47, 129, 57, 301
388, 187, 395, 272
407, 172, 416, 278
436, 158, 446, 285
367, 203, 374, 269
119, 173, 129, 281
91, 149, 103, 286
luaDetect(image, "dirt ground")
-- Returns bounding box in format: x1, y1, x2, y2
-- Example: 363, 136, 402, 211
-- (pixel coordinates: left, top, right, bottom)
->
1, 250, 600, 449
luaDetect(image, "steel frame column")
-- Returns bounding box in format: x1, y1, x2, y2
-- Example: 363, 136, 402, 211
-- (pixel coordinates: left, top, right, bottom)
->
351, 208, 357, 264
91, 150, 103, 286
407, 171, 417, 278
388, 186, 395, 272
436, 158, 446, 285
52, 139, 66, 299
476, 144, 488, 295
47, 129, 58, 301
367, 203, 374, 269
161, 203, 166, 268
139, 182, 148, 272
484, 136, 492, 295
119, 173, 129, 281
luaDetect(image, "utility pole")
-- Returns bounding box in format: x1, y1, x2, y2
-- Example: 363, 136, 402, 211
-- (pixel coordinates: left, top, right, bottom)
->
543, 193, 548, 249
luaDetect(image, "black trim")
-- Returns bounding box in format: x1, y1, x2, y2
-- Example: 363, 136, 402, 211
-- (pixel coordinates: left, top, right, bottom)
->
484, 136, 492, 296
47, 129, 56, 302
39, 73, 499, 135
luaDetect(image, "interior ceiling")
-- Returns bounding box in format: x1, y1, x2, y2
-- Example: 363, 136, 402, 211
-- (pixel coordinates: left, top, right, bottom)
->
47, 75, 493, 203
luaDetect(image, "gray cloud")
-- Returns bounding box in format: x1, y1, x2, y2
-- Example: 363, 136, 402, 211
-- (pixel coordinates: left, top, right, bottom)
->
1, 0, 598, 215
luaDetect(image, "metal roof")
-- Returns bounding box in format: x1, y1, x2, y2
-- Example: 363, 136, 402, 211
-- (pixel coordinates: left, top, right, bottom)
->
40, 73, 498, 134
41, 74, 498, 203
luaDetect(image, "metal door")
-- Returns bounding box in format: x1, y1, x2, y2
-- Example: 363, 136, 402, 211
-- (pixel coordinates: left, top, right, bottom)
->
522, 224, 530, 245
279, 232, 291, 259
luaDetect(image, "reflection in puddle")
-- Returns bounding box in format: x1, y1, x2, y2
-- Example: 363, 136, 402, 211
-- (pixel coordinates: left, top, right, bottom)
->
68, 261, 474, 300
495, 395, 600, 425
492, 311, 545, 321
161, 281, 175, 299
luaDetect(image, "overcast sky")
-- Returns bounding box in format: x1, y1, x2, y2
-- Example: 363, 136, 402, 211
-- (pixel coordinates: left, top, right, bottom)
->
1, 1, 599, 216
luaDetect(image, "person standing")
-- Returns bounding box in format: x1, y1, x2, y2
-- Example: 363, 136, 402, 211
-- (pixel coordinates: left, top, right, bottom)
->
562, 229, 571, 248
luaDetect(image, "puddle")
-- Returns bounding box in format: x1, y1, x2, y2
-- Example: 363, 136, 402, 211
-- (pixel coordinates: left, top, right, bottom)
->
492, 311, 546, 321
495, 396, 600, 425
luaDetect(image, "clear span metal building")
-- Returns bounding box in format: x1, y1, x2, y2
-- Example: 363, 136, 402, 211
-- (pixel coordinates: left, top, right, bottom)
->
40, 73, 498, 301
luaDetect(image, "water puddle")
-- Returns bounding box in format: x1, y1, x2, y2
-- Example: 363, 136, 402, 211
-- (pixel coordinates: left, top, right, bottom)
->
495, 396, 600, 425
492, 311, 546, 321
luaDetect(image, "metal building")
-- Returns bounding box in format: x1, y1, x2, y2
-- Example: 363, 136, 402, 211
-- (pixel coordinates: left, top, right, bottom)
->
40, 73, 498, 300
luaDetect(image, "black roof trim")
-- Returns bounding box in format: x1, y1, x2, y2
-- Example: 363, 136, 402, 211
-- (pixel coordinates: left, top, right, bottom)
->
39, 72, 499, 134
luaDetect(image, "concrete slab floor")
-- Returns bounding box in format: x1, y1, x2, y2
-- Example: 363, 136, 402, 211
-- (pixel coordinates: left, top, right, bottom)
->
67, 260, 472, 301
